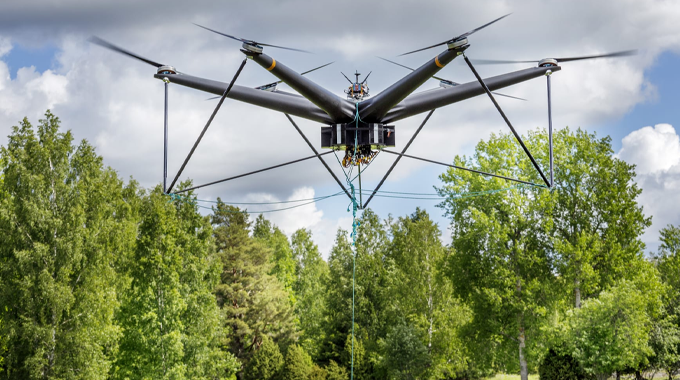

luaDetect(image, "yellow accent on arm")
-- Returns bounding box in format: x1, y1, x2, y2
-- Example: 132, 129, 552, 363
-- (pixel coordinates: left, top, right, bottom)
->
435, 55, 445, 68
267, 59, 276, 71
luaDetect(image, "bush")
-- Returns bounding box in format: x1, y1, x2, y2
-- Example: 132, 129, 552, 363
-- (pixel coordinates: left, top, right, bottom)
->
325, 360, 348, 380
244, 336, 283, 380
539, 349, 593, 380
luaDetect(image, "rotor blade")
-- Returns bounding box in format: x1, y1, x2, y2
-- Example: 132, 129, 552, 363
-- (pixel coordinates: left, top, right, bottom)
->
341, 72, 353, 84
256, 42, 311, 53
194, 23, 310, 53
473, 49, 637, 65
399, 41, 451, 56
555, 49, 637, 62
252, 61, 334, 91
457, 13, 511, 39
378, 56, 451, 82
193, 23, 248, 43
471, 59, 539, 65
89, 36, 164, 67
492, 92, 527, 101
400, 14, 510, 56
300, 61, 335, 75
362, 71, 372, 84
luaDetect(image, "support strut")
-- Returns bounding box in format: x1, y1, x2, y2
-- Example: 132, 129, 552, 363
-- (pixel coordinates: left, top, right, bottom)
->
362, 109, 435, 208
546, 70, 554, 187
284, 114, 352, 201
167, 58, 248, 193
163, 78, 169, 193
463, 55, 551, 188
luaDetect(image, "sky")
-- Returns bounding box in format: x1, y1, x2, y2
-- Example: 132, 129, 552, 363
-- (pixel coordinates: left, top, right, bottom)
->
1, 0, 680, 257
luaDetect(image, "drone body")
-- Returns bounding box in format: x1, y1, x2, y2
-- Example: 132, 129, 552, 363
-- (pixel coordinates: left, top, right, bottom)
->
91, 15, 634, 206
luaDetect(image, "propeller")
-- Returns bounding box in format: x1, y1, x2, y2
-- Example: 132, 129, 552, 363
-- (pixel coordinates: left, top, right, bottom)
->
471, 50, 637, 65
90, 36, 166, 68
207, 61, 334, 99
400, 14, 511, 56
194, 23, 311, 53
377, 56, 526, 101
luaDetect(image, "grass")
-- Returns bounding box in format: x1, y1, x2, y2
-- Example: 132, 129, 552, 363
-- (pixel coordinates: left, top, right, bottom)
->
484, 375, 539, 380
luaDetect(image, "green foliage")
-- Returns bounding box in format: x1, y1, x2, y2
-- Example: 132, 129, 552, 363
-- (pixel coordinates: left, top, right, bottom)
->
0, 112, 131, 379
281, 344, 314, 380
342, 332, 367, 379
386, 208, 470, 377
325, 360, 348, 380
321, 210, 391, 371
538, 349, 592, 380
254, 215, 297, 306
648, 317, 680, 378
438, 130, 558, 376
546, 128, 650, 307
113, 185, 231, 380
561, 280, 658, 379
244, 335, 283, 380
212, 201, 297, 364
292, 229, 329, 360
379, 322, 430, 380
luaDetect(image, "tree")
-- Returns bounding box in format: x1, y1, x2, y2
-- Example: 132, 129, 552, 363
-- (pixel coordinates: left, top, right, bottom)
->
0, 112, 133, 379
114, 185, 234, 380
253, 215, 297, 306
291, 229, 329, 360
654, 224, 680, 379
546, 128, 650, 308
320, 210, 391, 373
561, 279, 661, 380
212, 201, 296, 367
243, 335, 282, 380
325, 360, 348, 380
438, 130, 558, 380
379, 322, 430, 380
386, 208, 470, 377
281, 344, 314, 380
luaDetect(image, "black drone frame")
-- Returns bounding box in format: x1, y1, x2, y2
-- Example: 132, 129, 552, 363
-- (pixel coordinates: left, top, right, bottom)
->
91, 16, 633, 208
159, 55, 555, 208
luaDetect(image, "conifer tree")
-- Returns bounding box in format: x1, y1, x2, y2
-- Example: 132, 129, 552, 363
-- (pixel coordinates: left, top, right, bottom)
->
212, 202, 296, 366
243, 335, 282, 380
253, 215, 297, 306
281, 344, 314, 380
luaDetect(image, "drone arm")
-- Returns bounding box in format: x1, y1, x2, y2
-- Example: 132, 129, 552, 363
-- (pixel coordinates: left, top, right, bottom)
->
155, 72, 334, 124
250, 53, 355, 122
381, 65, 560, 123
359, 47, 462, 122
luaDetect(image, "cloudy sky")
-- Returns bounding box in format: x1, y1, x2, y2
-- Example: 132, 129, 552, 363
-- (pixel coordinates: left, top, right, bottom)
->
1, 0, 680, 256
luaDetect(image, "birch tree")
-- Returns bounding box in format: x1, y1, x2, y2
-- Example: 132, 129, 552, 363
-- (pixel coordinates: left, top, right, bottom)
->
0, 112, 134, 379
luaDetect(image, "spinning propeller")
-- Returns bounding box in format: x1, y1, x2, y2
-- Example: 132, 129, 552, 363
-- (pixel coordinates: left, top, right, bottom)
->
90, 36, 179, 74
400, 14, 511, 56
471, 50, 637, 66
193, 23, 310, 53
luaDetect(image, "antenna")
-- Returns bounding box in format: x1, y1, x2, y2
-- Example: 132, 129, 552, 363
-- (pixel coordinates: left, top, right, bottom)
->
341, 72, 353, 84
354, 70, 361, 83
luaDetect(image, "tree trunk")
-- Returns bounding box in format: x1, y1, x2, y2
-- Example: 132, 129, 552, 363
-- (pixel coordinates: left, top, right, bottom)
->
519, 327, 528, 380
574, 277, 581, 308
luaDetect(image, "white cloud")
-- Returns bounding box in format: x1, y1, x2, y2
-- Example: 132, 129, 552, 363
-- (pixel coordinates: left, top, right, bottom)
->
618, 124, 680, 249
618, 124, 680, 174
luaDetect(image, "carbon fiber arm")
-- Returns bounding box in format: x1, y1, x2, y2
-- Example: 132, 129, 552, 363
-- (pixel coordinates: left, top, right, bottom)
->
381, 65, 560, 124
155, 72, 334, 124
250, 53, 355, 123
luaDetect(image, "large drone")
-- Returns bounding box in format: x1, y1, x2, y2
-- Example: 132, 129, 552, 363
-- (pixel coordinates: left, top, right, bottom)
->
91, 15, 634, 208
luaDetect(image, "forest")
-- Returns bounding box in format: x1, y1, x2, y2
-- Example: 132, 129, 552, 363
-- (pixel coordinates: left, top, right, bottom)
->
0, 111, 679, 380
